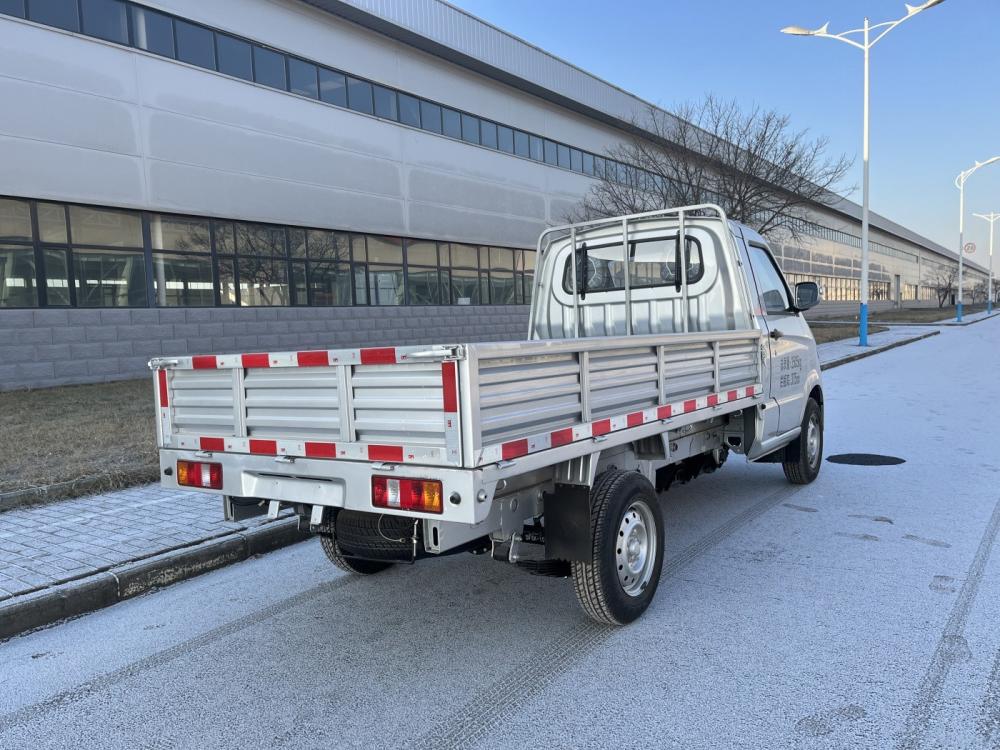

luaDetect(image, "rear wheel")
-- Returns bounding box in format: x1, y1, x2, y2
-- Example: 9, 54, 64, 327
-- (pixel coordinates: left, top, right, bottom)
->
318, 510, 407, 575
319, 534, 393, 575
572, 470, 665, 625
782, 397, 823, 485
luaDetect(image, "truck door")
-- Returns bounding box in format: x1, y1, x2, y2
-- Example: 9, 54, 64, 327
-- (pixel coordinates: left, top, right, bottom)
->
744, 241, 813, 435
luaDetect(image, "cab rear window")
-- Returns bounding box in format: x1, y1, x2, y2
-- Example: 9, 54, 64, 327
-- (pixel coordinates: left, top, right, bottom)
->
562, 235, 704, 294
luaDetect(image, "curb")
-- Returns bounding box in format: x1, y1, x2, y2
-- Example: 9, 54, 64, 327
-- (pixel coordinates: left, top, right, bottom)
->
0, 518, 309, 642
0, 467, 159, 513
814, 313, 998, 328
820, 330, 939, 371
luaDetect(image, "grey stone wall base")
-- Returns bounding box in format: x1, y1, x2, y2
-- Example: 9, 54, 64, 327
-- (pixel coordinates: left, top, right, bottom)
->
820, 331, 939, 371
0, 518, 308, 642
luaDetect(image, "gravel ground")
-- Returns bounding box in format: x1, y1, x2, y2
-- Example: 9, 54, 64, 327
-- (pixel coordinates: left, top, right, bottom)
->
0, 319, 997, 749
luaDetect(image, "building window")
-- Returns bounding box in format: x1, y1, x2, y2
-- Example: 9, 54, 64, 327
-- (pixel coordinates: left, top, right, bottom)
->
0, 1, 25, 18
442, 108, 461, 140
27, 0, 79, 32
461, 113, 480, 145
398, 93, 421, 128
449, 243, 480, 304
366, 235, 404, 306
174, 19, 215, 69
43, 248, 71, 306
481, 121, 498, 150
346, 77, 373, 114
319, 68, 347, 107
253, 45, 287, 90
372, 85, 397, 120
80, 0, 127, 43
0, 246, 37, 307
130, 5, 174, 58
420, 101, 442, 134
498, 126, 514, 154
73, 250, 146, 307
68, 206, 142, 247
405, 241, 441, 305
288, 58, 318, 99
216, 33, 252, 81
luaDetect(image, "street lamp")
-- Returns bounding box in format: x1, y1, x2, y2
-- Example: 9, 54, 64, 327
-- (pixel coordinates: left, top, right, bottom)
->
973, 210, 1000, 315
956, 157, 1000, 321
782, 0, 945, 346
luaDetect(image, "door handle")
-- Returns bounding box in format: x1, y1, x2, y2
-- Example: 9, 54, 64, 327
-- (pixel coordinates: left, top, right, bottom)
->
769, 329, 784, 340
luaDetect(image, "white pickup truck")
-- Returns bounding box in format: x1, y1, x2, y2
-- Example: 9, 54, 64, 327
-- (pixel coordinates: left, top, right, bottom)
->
150, 205, 823, 624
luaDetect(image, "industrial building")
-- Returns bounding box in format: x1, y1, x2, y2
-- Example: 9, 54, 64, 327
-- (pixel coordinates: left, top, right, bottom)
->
0, 0, 987, 390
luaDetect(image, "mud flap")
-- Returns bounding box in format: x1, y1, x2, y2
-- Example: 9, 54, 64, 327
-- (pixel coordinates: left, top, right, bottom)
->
544, 484, 592, 562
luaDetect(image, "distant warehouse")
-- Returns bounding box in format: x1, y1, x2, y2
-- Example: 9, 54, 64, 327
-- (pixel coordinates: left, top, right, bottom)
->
0, 0, 987, 389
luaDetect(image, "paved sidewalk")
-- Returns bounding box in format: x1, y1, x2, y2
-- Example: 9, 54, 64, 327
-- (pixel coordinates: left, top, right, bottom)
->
0, 486, 288, 603
815, 325, 933, 367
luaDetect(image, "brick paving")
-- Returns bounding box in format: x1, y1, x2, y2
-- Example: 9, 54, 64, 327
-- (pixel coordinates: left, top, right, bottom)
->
0, 486, 288, 601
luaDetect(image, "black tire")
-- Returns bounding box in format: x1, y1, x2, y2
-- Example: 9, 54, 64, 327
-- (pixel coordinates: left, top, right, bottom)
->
782, 397, 823, 485
318, 510, 410, 575
319, 534, 393, 575
571, 470, 665, 625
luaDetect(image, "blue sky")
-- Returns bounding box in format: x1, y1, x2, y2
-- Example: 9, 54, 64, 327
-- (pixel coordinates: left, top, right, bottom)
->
452, 0, 1000, 261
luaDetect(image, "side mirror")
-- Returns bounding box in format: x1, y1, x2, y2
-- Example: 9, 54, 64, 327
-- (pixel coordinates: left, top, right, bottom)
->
794, 281, 820, 311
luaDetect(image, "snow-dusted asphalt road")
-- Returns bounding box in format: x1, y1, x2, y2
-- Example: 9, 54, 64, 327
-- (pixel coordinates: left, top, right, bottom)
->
1, 319, 999, 750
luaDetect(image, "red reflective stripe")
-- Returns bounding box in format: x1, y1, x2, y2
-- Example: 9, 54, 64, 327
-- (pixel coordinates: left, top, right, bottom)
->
728, 390, 738, 402
707, 394, 719, 407
242, 353, 270, 368
157, 370, 168, 407
297, 350, 329, 367
592, 419, 611, 436
305, 441, 337, 458
368, 444, 404, 462
502, 439, 529, 460
192, 355, 217, 369
200, 436, 225, 451
360, 347, 396, 365
627, 412, 644, 427
550, 428, 574, 447
683, 399, 697, 413
249, 439, 277, 455
747, 385, 756, 396
441, 361, 459, 412
657, 405, 672, 419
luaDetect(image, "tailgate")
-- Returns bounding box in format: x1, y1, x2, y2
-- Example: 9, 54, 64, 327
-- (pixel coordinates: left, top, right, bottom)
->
152, 345, 464, 467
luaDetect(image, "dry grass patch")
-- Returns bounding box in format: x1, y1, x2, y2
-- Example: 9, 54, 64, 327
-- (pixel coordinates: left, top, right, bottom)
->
0, 378, 158, 497
808, 324, 888, 345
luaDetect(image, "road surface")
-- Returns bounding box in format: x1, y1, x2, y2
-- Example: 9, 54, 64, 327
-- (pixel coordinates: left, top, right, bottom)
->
1, 319, 999, 750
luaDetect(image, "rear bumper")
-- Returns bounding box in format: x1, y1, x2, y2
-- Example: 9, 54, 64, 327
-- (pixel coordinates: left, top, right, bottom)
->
158, 449, 492, 524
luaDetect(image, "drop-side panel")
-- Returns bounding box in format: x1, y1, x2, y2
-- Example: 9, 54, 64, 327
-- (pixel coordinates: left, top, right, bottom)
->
244, 368, 341, 440
351, 362, 448, 447
169, 369, 236, 436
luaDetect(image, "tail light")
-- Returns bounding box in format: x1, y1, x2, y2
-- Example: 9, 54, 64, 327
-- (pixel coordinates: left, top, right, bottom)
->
372, 476, 443, 514
177, 460, 223, 490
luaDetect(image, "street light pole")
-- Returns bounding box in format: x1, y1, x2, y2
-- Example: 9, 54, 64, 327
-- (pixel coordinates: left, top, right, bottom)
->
955, 159, 1000, 320
973, 211, 1000, 315
781, 0, 945, 346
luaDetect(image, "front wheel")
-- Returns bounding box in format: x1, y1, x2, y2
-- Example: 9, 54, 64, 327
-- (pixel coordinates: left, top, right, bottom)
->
572, 470, 665, 625
782, 397, 823, 485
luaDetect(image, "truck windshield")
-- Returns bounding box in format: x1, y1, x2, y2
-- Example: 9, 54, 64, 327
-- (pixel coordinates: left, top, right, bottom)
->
562, 235, 704, 294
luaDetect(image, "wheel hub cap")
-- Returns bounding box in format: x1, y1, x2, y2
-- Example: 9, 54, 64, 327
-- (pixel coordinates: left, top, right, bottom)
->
615, 500, 658, 597
806, 414, 820, 467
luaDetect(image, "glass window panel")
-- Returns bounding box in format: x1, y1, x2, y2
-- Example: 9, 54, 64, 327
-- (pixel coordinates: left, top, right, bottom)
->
560, 237, 705, 294
217, 256, 236, 305
237, 257, 288, 306
153, 253, 214, 306
593, 156, 606, 179
450, 243, 478, 268
407, 266, 440, 305
0, 246, 37, 307
175, 19, 215, 69
529, 135, 543, 161
235, 223, 286, 256
368, 265, 403, 306
0, 1, 25, 18
216, 33, 252, 81
480, 272, 490, 303
346, 77, 373, 114
398, 93, 420, 127
490, 270, 516, 305
405, 241, 437, 266
309, 261, 351, 305
350, 235, 367, 262
288, 57, 318, 98
366, 235, 403, 264
69, 206, 141, 247
558, 144, 571, 169
480, 121, 498, 149
28, 0, 78, 31
543, 140, 558, 165
372, 85, 397, 120
72, 250, 146, 307
291, 260, 307, 304
461, 113, 480, 144
253, 46, 286, 90
523, 272, 534, 301
748, 245, 790, 313
306, 229, 348, 261
318, 68, 347, 106
523, 249, 536, 271
420, 100, 442, 134
514, 272, 524, 305
479, 246, 489, 267
441, 108, 461, 139
149, 215, 210, 253
213, 221, 234, 254
43, 248, 70, 305
489, 247, 513, 270
288, 228, 307, 258
80, 0, 126, 43
0, 198, 31, 242
498, 126, 514, 154
513, 130, 529, 158
353, 265, 368, 305
37, 203, 67, 244
131, 6, 173, 58
438, 244, 450, 267
570, 148, 583, 172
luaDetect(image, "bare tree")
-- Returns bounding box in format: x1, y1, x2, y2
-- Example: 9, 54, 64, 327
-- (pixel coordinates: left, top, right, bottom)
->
923, 267, 956, 308
570, 96, 853, 240
970, 280, 988, 305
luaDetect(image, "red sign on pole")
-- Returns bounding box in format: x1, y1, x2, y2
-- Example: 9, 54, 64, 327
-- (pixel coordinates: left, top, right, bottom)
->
964, 242, 976, 254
